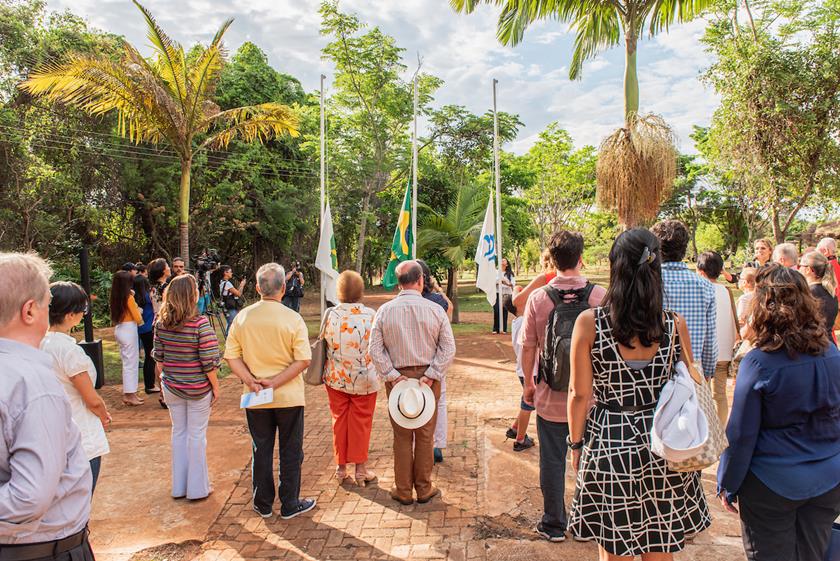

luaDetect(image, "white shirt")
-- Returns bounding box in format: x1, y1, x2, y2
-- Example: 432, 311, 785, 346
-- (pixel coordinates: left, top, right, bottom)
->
511, 316, 524, 378
40, 332, 110, 461
500, 274, 516, 296
736, 291, 754, 323
711, 283, 738, 361
220, 279, 233, 297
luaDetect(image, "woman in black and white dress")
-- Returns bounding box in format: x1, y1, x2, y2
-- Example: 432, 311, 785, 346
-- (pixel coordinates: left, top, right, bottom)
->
567, 228, 710, 559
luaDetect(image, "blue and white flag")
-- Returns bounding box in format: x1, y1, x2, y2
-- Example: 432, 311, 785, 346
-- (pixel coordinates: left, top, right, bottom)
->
475, 191, 497, 306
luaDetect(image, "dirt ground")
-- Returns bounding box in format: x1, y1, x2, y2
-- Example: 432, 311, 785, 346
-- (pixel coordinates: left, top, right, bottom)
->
89, 292, 747, 561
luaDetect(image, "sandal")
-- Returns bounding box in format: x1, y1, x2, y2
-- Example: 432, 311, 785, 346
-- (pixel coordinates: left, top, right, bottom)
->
122, 395, 144, 406
335, 467, 349, 482
355, 470, 378, 487
159, 397, 168, 410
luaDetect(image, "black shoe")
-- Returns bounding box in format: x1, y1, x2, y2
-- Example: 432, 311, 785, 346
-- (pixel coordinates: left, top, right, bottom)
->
280, 498, 316, 520
536, 522, 566, 542
433, 448, 443, 463
505, 427, 517, 440
513, 435, 535, 452
253, 504, 273, 519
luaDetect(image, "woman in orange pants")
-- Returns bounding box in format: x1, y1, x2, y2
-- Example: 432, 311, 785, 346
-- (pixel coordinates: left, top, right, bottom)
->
323, 271, 380, 486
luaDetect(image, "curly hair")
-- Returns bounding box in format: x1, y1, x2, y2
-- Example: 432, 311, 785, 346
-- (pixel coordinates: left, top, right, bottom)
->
650, 220, 689, 263
750, 264, 829, 357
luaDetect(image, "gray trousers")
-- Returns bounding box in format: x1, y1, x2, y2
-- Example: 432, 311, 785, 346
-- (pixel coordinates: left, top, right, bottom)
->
164, 387, 212, 499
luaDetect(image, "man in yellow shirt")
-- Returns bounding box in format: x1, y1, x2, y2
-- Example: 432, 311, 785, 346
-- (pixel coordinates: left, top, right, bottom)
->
224, 262, 315, 520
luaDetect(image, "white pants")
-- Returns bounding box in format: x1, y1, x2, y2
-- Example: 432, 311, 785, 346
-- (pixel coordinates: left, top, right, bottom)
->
164, 388, 212, 499
114, 322, 139, 394
434, 377, 447, 449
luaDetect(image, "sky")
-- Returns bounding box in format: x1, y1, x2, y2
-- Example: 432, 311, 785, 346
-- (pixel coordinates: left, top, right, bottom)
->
45, 0, 720, 154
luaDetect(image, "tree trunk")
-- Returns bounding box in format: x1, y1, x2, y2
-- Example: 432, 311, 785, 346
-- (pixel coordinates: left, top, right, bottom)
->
179, 157, 192, 267
450, 266, 460, 325
446, 267, 456, 302
355, 183, 373, 273
771, 207, 784, 243
624, 31, 639, 125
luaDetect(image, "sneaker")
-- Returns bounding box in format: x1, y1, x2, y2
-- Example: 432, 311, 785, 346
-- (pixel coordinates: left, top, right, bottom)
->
505, 427, 517, 440
513, 435, 535, 452
536, 522, 566, 543
253, 504, 273, 519
280, 498, 317, 520
433, 448, 444, 463
572, 535, 594, 543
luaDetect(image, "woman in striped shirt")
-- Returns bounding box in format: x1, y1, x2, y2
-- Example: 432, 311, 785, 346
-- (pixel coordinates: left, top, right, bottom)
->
153, 274, 221, 501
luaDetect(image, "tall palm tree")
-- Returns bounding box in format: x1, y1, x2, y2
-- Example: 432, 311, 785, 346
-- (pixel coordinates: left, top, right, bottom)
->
418, 183, 487, 324
451, 0, 711, 228
20, 1, 299, 265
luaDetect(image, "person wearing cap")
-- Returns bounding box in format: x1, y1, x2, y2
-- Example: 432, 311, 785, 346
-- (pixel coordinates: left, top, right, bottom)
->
369, 260, 456, 505
0, 252, 94, 559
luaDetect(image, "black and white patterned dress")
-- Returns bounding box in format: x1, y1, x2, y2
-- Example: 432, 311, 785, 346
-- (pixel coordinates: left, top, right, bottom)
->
569, 307, 711, 556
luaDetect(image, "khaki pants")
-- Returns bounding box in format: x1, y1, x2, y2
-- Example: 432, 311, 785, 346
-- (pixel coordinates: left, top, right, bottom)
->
712, 361, 730, 428
385, 366, 440, 502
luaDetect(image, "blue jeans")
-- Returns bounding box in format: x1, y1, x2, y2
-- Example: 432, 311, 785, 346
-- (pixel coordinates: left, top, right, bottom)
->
90, 456, 102, 494
197, 293, 211, 314
224, 308, 239, 337
536, 415, 569, 533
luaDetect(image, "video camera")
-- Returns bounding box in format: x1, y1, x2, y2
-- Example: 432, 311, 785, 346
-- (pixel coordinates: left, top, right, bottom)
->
196, 249, 222, 274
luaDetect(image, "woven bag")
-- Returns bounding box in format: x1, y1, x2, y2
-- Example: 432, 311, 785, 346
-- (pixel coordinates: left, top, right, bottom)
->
666, 316, 728, 472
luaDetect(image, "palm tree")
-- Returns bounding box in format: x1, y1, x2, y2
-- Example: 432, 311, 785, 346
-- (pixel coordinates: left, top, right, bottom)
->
451, 0, 711, 228
418, 183, 487, 324
20, 1, 299, 265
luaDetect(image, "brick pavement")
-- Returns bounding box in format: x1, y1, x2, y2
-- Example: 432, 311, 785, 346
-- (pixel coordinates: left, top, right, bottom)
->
186, 332, 745, 561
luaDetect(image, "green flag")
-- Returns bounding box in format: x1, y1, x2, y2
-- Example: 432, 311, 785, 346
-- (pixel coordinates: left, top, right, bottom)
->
382, 181, 413, 290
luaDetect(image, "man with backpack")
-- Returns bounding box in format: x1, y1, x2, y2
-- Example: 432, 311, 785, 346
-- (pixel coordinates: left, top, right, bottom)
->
520, 231, 606, 542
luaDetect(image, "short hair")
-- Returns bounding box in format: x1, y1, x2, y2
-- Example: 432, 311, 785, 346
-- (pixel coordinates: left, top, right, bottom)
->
0, 252, 53, 328
772, 242, 798, 266
121, 262, 138, 272
817, 237, 837, 255
697, 251, 724, 280
49, 281, 89, 326
337, 270, 365, 303
172, 256, 185, 264
135, 263, 147, 274
548, 231, 584, 271
148, 258, 169, 283
256, 263, 285, 297
740, 267, 758, 289
396, 260, 423, 286
651, 220, 689, 262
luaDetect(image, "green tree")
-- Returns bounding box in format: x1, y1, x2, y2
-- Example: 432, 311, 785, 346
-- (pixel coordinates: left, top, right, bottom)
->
417, 183, 487, 323
20, 1, 300, 265
451, 0, 711, 228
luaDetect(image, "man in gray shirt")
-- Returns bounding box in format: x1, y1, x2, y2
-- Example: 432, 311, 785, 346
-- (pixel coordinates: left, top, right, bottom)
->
0, 252, 94, 559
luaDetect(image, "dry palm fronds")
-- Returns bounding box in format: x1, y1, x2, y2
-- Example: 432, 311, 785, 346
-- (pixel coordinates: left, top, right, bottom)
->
596, 113, 677, 229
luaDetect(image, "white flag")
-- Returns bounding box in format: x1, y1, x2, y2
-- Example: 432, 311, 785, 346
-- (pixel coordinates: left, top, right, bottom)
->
475, 191, 498, 306
315, 202, 339, 306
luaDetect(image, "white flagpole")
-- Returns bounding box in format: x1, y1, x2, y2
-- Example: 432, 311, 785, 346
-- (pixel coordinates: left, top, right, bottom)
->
320, 74, 326, 317
493, 78, 503, 333
411, 73, 418, 260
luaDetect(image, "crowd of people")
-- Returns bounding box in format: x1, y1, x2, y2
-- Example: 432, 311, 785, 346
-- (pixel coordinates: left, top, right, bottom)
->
0, 226, 838, 561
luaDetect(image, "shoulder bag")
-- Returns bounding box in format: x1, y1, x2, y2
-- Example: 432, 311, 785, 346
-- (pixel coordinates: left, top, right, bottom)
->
665, 314, 729, 472
304, 307, 333, 386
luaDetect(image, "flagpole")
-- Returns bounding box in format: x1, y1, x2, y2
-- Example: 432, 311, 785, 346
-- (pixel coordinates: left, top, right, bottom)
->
493, 78, 503, 333
411, 73, 418, 260
320, 74, 326, 318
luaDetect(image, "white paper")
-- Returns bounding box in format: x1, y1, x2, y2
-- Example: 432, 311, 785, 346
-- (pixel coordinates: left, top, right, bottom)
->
239, 388, 274, 409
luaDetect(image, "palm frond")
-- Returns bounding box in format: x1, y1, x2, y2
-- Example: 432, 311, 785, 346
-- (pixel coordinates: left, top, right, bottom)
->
569, 5, 622, 80
200, 103, 300, 150
647, 0, 714, 36
186, 44, 225, 131
133, 0, 188, 108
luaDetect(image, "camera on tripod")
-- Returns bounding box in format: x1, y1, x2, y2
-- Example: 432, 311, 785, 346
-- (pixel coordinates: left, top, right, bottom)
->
196, 249, 222, 274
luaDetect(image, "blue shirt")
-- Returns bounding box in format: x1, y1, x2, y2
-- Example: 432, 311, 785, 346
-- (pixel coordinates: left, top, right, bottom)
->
661, 262, 718, 378
717, 345, 840, 501
138, 290, 154, 335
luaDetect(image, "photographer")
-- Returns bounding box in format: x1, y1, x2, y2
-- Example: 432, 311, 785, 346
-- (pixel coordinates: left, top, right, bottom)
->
219, 265, 246, 337
195, 250, 221, 315
282, 261, 305, 312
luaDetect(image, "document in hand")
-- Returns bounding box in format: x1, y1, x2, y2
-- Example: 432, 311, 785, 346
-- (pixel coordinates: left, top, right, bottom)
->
240, 387, 274, 409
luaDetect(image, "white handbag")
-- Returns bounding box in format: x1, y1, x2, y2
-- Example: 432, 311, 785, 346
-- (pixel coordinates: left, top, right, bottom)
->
651, 361, 709, 462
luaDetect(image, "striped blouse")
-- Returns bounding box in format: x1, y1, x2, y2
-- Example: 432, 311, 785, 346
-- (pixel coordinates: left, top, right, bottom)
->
153, 316, 221, 400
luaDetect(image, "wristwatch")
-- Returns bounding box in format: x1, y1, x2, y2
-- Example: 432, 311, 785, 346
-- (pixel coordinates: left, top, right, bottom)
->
566, 435, 584, 450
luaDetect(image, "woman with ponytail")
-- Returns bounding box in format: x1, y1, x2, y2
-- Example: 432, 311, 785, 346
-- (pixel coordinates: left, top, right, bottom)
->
799, 250, 838, 345
718, 264, 840, 561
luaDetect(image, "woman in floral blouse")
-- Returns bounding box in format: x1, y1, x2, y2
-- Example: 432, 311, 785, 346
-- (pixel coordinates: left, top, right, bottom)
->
324, 270, 380, 486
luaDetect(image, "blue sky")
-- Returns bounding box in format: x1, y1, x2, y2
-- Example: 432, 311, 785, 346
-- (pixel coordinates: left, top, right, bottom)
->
46, 0, 719, 154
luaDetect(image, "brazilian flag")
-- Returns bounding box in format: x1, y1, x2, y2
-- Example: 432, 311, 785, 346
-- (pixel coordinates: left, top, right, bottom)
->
382, 181, 413, 290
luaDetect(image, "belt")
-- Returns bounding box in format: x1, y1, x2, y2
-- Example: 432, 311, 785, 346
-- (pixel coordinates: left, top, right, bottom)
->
595, 401, 657, 413
0, 528, 87, 561
396, 365, 430, 377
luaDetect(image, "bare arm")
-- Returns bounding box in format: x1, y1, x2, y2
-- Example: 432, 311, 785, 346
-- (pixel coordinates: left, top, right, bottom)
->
568, 310, 596, 444
521, 345, 538, 404
225, 357, 262, 393
512, 273, 546, 313
70, 373, 110, 428
258, 360, 311, 390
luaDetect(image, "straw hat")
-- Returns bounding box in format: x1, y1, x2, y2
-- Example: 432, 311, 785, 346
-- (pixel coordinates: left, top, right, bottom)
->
388, 379, 436, 430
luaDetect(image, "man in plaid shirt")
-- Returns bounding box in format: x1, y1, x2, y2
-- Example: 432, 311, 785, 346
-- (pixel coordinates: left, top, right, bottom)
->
651, 220, 718, 378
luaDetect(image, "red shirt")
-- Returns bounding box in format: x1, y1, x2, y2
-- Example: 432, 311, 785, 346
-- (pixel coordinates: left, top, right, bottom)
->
830, 257, 840, 301
520, 275, 606, 422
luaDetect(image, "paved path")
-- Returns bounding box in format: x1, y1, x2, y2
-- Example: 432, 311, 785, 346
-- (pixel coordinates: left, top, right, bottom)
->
91, 323, 746, 561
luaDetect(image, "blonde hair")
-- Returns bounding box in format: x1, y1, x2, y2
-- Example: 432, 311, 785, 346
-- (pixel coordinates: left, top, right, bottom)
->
157, 274, 198, 329
739, 267, 758, 290
336, 270, 364, 303
540, 249, 555, 273
801, 250, 837, 296
0, 252, 52, 327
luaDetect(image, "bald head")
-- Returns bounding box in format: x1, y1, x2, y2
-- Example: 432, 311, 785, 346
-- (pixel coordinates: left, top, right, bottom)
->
817, 237, 837, 257
396, 260, 423, 290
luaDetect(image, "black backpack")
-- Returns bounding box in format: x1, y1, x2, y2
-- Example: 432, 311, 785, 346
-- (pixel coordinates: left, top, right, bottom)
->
538, 283, 595, 392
